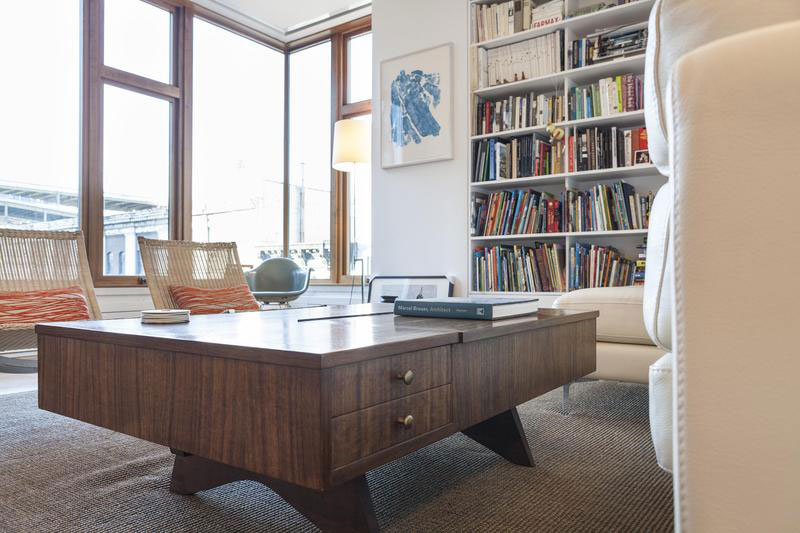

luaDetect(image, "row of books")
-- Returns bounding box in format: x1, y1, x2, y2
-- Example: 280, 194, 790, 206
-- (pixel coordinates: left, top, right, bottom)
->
475, 93, 565, 135
472, 189, 563, 236
567, 74, 643, 121
570, 25, 648, 68
472, 243, 567, 293
471, 0, 564, 44
564, 182, 654, 232
476, 30, 564, 88
473, 136, 565, 181
472, 182, 652, 236
569, 243, 635, 289
634, 239, 647, 286
472, 240, 639, 293
568, 126, 649, 172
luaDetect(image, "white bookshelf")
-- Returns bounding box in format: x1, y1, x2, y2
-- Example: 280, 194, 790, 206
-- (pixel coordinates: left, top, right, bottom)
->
467, 0, 666, 306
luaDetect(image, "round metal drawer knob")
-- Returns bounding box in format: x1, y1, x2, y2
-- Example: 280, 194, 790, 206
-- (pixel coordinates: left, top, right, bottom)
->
396, 370, 415, 385
396, 415, 414, 428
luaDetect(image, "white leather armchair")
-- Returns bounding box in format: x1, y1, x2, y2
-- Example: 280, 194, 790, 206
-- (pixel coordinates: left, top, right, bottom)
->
643, 0, 800, 529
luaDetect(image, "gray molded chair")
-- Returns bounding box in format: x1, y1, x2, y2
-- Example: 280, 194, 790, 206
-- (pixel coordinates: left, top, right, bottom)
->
245, 257, 311, 304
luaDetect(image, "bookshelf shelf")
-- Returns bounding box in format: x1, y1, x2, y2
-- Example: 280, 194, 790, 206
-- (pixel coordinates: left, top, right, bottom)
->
467, 0, 664, 300
471, 229, 648, 243
471, 174, 565, 189
471, 110, 644, 141
471, 291, 565, 297
473, 232, 571, 241
564, 54, 646, 85
570, 229, 648, 237
470, 164, 659, 190
470, 0, 655, 50
560, 109, 645, 130
474, 54, 646, 99
565, 0, 654, 35
566, 164, 659, 183
472, 19, 568, 50
472, 124, 548, 141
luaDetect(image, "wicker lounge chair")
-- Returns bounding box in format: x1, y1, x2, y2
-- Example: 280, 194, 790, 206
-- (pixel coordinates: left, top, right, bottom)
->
137, 237, 253, 310
0, 229, 101, 373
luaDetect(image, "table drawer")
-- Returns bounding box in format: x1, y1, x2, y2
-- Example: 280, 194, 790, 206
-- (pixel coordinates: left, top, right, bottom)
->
329, 346, 451, 416
330, 384, 452, 468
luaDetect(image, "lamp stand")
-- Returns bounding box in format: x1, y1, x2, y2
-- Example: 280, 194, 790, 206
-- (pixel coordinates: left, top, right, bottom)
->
353, 258, 365, 303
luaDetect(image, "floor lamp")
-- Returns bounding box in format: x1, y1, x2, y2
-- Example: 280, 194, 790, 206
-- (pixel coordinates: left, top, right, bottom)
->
332, 118, 370, 303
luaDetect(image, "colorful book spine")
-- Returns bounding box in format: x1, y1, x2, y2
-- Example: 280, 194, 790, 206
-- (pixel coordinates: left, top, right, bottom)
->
473, 243, 566, 293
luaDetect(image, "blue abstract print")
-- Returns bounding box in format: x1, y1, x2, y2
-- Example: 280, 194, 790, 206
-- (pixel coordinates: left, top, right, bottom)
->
390, 69, 442, 147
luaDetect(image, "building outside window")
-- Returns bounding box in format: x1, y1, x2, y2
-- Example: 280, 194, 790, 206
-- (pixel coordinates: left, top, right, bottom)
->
1, 1, 371, 286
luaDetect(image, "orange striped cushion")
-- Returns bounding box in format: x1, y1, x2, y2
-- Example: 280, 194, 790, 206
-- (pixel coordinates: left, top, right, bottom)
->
168, 284, 259, 315
0, 286, 91, 326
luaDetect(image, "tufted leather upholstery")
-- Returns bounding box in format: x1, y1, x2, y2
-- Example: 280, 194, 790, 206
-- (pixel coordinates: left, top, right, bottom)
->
643, 0, 800, 176
555, 286, 653, 345
643, 0, 800, 526
668, 21, 800, 530
554, 286, 664, 384
643, 0, 800, 482
642, 182, 672, 352
648, 353, 672, 472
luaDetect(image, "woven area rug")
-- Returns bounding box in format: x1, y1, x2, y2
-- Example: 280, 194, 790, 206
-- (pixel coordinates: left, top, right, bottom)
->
0, 381, 673, 532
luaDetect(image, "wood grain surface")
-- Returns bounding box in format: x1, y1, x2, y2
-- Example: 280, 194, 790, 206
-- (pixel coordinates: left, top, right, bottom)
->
37, 304, 597, 531
35, 304, 597, 368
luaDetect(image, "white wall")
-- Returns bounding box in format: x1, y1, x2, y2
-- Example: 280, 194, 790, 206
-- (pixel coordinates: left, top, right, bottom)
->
371, 0, 470, 296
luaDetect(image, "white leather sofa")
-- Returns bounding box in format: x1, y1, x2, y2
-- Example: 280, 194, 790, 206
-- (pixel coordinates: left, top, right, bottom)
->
553, 286, 664, 384
557, 5, 800, 528
642, 0, 800, 529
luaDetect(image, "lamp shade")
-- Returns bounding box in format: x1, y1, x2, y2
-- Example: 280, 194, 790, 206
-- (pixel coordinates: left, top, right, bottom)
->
332, 118, 370, 172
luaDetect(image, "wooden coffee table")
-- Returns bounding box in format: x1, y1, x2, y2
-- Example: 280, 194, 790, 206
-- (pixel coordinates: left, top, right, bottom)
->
37, 303, 596, 532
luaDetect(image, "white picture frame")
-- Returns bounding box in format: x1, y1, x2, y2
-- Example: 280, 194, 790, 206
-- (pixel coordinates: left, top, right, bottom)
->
368, 276, 454, 304
380, 43, 453, 169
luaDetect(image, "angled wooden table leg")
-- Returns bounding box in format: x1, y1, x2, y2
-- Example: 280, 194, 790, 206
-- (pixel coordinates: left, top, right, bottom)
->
169, 451, 379, 533
462, 407, 535, 467
268, 474, 378, 533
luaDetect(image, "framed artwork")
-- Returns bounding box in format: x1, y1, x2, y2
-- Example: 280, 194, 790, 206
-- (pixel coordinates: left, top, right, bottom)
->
368, 276, 454, 304
380, 43, 453, 169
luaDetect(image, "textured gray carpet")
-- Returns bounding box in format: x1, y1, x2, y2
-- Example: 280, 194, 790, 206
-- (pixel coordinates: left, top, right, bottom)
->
0, 382, 672, 532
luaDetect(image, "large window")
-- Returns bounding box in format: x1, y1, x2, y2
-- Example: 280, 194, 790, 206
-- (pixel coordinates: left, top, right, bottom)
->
104, 0, 172, 83
7, 1, 370, 286
348, 116, 372, 275
346, 33, 372, 104
0, 2, 81, 232
192, 19, 285, 269
342, 32, 373, 276
102, 85, 171, 276
82, 0, 186, 284
289, 41, 333, 279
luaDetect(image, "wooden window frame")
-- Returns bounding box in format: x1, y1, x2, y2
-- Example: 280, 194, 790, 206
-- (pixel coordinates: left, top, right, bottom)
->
335, 24, 372, 285
83, 0, 190, 287
287, 19, 372, 285
80, 0, 370, 287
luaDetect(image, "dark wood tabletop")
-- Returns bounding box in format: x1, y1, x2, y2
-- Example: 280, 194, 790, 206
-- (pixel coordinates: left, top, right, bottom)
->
35, 303, 598, 368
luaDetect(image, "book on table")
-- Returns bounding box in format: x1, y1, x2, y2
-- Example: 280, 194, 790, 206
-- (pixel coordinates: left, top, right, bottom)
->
141, 309, 190, 324
394, 297, 539, 321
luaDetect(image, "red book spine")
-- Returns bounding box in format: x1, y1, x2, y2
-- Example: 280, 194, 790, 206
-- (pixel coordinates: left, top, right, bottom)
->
569, 136, 575, 173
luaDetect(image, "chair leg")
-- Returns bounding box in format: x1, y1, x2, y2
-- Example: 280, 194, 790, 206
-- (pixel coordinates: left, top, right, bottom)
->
562, 383, 571, 414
